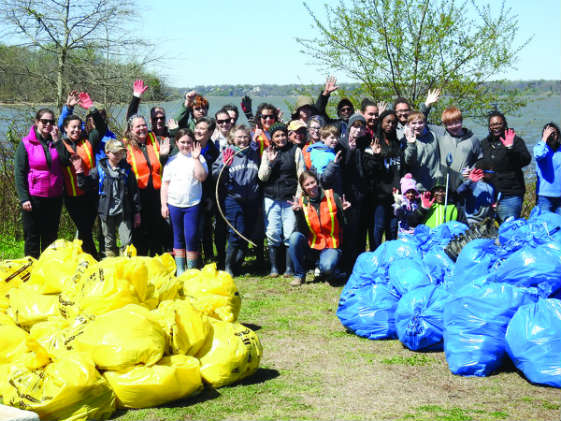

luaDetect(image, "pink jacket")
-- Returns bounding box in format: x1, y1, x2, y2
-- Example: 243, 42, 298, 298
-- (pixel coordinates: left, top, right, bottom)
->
22, 126, 63, 197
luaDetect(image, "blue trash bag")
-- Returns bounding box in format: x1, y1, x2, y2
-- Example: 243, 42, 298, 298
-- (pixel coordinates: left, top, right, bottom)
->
346, 251, 385, 288
443, 281, 540, 377
505, 298, 561, 388
448, 239, 502, 289
489, 243, 561, 297
422, 248, 455, 284
395, 285, 449, 351
388, 257, 432, 296
498, 218, 528, 246
337, 281, 400, 339
526, 208, 561, 244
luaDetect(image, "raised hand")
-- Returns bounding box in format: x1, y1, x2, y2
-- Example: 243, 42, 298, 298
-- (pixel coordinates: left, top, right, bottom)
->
377, 101, 388, 114
469, 168, 484, 183
70, 154, 84, 173
277, 108, 284, 122
184, 90, 196, 107
159, 138, 171, 156
287, 194, 302, 211
341, 194, 351, 210
133, 79, 148, 97
167, 118, 178, 131
542, 125, 556, 143
192, 141, 202, 159
323, 75, 338, 96
50, 125, 60, 142
66, 90, 79, 107
78, 92, 93, 109
500, 128, 515, 148
265, 146, 277, 162
241, 95, 252, 114
371, 137, 382, 154
405, 126, 416, 144
222, 148, 235, 165
392, 187, 403, 205
334, 150, 343, 163
425, 88, 441, 107
420, 191, 435, 209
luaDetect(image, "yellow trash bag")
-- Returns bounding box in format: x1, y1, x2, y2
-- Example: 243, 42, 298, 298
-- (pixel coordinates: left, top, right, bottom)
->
197, 319, 263, 388
60, 257, 149, 318
152, 299, 211, 356
8, 285, 60, 327
3, 351, 116, 421
0, 256, 36, 310
74, 304, 166, 371
181, 263, 241, 322
0, 324, 29, 364
28, 239, 97, 294
104, 354, 203, 409
0, 310, 16, 326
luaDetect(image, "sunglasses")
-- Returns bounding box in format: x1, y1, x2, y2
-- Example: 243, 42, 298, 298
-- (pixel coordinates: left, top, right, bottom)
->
339, 106, 353, 112
154, 116, 165, 121
40, 119, 54, 125
261, 115, 276, 120
217, 119, 231, 124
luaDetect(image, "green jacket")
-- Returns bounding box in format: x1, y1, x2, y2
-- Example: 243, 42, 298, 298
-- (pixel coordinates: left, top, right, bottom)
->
410, 202, 458, 229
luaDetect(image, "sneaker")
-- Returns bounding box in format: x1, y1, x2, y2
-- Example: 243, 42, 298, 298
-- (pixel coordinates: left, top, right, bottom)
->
290, 276, 304, 287
314, 267, 321, 277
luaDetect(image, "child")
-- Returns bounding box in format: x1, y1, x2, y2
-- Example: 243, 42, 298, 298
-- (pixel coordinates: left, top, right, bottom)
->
393, 173, 420, 234
410, 177, 458, 228
76, 139, 141, 257
307, 125, 343, 194
161, 128, 208, 274
456, 159, 495, 225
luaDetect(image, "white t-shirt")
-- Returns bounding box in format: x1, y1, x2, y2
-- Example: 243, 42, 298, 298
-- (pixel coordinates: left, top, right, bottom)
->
162, 153, 208, 207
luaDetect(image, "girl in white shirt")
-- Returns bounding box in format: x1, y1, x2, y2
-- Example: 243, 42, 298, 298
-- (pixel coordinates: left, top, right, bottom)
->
161, 128, 208, 274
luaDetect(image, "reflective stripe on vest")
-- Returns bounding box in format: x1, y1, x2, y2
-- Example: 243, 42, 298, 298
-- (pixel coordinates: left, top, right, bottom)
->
255, 132, 270, 158
300, 189, 341, 250
125, 132, 161, 190
302, 143, 312, 170
63, 139, 94, 197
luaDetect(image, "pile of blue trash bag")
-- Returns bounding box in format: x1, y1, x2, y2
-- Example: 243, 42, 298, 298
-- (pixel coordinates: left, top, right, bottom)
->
337, 208, 561, 387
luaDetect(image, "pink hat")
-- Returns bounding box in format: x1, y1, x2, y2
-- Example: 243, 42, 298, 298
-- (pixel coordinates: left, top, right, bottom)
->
400, 173, 418, 194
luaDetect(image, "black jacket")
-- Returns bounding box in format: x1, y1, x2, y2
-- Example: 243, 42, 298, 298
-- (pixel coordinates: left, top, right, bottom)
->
481, 134, 531, 197
77, 158, 141, 221
363, 138, 404, 205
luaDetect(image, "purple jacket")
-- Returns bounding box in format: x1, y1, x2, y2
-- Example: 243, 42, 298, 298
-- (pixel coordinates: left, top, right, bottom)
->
22, 126, 64, 197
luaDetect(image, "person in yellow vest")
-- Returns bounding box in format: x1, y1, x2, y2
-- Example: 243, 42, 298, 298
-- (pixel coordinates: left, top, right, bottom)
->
58, 92, 106, 258
124, 114, 169, 256
287, 170, 351, 286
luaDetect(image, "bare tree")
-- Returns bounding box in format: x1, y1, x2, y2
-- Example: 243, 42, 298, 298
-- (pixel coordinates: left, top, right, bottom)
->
1, 0, 148, 109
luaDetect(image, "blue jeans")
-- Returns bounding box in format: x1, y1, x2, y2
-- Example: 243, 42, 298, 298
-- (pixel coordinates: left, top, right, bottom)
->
224, 195, 259, 253
288, 232, 341, 279
264, 197, 296, 247
372, 202, 397, 250
537, 195, 561, 215
496, 195, 523, 222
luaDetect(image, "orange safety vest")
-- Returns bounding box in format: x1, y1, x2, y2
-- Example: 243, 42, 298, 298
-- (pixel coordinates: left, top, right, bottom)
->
300, 189, 341, 250
254, 132, 270, 158
62, 139, 94, 197
125, 132, 161, 190
302, 142, 312, 170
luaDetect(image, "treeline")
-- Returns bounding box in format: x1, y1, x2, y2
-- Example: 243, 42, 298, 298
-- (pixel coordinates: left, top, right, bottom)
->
0, 44, 171, 104
170, 80, 561, 98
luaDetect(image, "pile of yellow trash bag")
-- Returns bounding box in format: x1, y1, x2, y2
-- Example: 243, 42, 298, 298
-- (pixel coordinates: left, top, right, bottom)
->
0, 239, 262, 420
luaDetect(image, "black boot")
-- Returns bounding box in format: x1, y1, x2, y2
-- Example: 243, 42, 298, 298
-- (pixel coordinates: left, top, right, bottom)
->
268, 246, 280, 277
283, 246, 294, 277
225, 247, 237, 276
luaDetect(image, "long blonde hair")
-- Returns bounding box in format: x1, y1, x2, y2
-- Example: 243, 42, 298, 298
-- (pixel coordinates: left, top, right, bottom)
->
124, 114, 147, 147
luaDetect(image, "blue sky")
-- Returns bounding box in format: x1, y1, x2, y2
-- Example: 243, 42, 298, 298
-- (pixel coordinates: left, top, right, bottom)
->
136, 0, 559, 88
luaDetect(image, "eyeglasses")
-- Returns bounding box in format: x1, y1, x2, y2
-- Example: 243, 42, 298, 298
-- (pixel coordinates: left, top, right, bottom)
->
217, 119, 231, 125
154, 116, 165, 121
261, 115, 276, 120
309, 127, 320, 131
40, 119, 54, 125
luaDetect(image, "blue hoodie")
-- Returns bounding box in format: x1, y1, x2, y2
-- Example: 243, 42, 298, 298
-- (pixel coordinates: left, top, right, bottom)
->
534, 141, 561, 197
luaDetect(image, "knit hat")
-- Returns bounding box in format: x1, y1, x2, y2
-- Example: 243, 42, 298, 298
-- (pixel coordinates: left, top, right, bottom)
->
431, 176, 447, 191
269, 122, 287, 136
337, 98, 354, 113
400, 173, 418, 194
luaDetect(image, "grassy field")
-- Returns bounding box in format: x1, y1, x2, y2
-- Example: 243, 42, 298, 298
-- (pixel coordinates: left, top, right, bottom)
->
112, 271, 560, 421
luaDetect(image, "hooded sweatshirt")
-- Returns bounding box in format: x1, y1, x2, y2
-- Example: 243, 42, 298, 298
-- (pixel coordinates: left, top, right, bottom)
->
402, 124, 442, 192
339, 113, 370, 205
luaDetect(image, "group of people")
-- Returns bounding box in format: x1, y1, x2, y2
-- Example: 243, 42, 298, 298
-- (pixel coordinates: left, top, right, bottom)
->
15, 77, 561, 286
